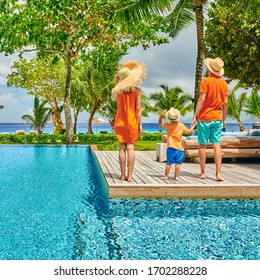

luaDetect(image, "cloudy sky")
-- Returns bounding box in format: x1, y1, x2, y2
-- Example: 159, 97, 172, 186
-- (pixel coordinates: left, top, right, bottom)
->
1, 22, 254, 124
0, 22, 199, 123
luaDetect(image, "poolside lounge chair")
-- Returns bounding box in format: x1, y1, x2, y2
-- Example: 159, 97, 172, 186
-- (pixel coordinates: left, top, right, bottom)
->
29, 130, 37, 135
15, 130, 26, 135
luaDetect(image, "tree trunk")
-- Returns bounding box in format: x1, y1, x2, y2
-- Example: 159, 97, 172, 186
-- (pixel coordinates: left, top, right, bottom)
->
73, 108, 79, 134
87, 103, 101, 134
110, 119, 115, 134
52, 111, 66, 134
194, 3, 205, 110
52, 97, 65, 134
87, 110, 95, 134
238, 120, 245, 131
63, 49, 73, 144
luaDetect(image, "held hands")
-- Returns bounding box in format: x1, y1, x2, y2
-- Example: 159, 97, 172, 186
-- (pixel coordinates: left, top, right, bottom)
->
191, 116, 197, 127
138, 124, 142, 134
223, 120, 226, 129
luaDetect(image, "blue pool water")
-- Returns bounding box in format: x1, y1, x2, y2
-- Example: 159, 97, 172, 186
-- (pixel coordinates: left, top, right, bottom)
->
0, 146, 259, 260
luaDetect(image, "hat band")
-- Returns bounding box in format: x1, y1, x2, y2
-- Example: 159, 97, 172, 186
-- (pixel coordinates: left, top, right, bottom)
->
168, 116, 178, 120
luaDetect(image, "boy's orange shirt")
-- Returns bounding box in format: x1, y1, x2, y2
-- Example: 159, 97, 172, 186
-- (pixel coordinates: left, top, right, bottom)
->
198, 73, 228, 122
161, 122, 193, 151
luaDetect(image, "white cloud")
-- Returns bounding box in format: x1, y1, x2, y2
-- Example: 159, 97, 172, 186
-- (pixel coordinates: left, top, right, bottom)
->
0, 87, 34, 122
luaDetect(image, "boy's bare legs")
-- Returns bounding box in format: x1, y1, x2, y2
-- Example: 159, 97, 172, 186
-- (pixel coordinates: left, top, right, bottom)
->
119, 143, 126, 180
213, 144, 224, 181
198, 144, 206, 179
126, 143, 135, 182
174, 164, 181, 181
161, 164, 171, 180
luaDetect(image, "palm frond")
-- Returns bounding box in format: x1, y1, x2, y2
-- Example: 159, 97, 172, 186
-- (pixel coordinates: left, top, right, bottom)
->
115, 0, 173, 20
166, 0, 195, 38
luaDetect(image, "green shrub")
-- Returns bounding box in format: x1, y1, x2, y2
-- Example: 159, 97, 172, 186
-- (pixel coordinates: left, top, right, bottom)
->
0, 133, 163, 150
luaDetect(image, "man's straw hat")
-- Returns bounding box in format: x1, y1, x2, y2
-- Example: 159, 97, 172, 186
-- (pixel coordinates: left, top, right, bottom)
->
205, 57, 225, 76
112, 61, 147, 94
166, 107, 180, 121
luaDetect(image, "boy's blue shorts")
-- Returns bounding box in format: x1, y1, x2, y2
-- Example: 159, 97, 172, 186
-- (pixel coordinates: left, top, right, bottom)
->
197, 121, 223, 145
166, 147, 184, 165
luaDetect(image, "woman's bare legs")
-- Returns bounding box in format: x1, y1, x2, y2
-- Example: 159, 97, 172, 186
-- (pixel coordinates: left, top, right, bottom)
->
119, 143, 127, 180
126, 143, 135, 182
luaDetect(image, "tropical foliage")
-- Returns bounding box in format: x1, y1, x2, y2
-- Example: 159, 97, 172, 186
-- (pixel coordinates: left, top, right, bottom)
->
149, 84, 193, 116
244, 89, 260, 120
227, 83, 247, 131
7, 57, 66, 134
165, 0, 208, 107
0, 105, 3, 109
21, 96, 52, 134
0, 0, 170, 143
205, 0, 260, 89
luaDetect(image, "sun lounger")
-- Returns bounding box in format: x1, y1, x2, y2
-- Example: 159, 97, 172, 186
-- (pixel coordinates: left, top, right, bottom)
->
15, 130, 26, 135
29, 130, 37, 135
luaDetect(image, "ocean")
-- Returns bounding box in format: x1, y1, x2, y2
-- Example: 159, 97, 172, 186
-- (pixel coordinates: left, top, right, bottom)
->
0, 122, 256, 134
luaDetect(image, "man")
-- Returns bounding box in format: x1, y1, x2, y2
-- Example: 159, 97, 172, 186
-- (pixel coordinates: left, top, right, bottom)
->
192, 57, 228, 181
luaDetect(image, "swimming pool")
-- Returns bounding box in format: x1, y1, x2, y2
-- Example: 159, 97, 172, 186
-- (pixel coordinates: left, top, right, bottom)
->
0, 146, 259, 260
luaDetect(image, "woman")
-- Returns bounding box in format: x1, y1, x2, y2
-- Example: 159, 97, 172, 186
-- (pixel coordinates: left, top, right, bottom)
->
112, 61, 147, 182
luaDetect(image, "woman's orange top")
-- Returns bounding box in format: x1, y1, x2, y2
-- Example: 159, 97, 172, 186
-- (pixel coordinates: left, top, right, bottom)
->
114, 89, 139, 143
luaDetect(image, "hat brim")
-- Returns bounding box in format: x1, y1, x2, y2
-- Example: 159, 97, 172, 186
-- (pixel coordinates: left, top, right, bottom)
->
112, 61, 146, 93
205, 58, 224, 76
166, 110, 180, 121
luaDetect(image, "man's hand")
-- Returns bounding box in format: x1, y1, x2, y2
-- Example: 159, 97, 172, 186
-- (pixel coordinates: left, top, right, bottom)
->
191, 116, 197, 127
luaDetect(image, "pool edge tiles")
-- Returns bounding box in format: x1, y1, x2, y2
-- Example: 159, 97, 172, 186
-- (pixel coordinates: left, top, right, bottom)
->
90, 145, 109, 197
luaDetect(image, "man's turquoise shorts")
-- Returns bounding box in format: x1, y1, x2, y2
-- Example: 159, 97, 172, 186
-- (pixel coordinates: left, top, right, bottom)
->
197, 120, 223, 145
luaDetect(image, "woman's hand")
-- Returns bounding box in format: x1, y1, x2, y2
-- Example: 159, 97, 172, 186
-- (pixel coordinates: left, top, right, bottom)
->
138, 124, 142, 134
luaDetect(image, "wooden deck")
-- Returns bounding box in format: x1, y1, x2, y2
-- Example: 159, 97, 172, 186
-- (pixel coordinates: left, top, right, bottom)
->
94, 150, 260, 199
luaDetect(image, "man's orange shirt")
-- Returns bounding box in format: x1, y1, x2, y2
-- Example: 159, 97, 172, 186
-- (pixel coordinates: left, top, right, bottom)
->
198, 73, 228, 122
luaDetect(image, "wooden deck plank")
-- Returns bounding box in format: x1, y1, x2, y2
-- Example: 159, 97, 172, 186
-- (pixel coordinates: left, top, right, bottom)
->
94, 151, 260, 198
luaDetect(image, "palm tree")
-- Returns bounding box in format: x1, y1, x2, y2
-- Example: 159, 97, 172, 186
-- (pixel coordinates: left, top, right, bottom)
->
166, 0, 207, 109
244, 89, 260, 121
227, 83, 247, 131
149, 84, 193, 116
22, 95, 52, 134
165, 0, 259, 107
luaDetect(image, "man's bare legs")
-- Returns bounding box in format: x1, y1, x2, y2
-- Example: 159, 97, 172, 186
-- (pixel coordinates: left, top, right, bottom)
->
198, 143, 224, 181
126, 143, 135, 182
198, 144, 206, 179
119, 143, 126, 180
213, 144, 224, 181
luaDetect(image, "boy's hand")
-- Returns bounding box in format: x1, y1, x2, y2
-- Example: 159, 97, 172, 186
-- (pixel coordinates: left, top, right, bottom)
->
160, 109, 167, 118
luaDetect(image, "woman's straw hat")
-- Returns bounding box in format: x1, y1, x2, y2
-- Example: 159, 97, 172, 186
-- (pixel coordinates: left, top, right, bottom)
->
112, 61, 147, 94
166, 107, 180, 121
205, 57, 225, 76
